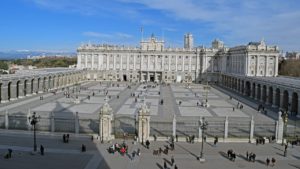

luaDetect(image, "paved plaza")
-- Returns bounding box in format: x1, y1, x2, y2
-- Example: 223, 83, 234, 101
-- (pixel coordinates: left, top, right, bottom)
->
0, 81, 299, 168
0, 130, 299, 169
0, 81, 275, 122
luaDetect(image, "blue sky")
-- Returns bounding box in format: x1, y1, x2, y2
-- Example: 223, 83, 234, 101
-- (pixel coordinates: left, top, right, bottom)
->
0, 0, 299, 52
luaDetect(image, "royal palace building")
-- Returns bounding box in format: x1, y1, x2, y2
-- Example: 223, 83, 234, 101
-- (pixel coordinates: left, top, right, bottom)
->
77, 34, 280, 83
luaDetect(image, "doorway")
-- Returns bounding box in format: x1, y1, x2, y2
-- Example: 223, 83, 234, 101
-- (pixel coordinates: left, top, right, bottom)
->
150, 75, 155, 82
123, 75, 127, 82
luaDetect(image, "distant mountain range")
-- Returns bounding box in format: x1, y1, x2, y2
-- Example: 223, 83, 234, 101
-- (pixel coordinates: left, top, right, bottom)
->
0, 50, 76, 60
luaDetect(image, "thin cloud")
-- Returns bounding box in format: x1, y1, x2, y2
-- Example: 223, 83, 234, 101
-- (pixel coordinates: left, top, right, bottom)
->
83, 32, 112, 38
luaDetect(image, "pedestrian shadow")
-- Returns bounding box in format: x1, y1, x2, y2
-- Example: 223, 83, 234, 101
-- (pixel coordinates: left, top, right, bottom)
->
237, 154, 248, 161
163, 158, 172, 166
219, 151, 230, 160
175, 143, 199, 160
292, 154, 300, 160
289, 163, 300, 169
276, 152, 285, 157
156, 163, 163, 169
272, 146, 283, 152
256, 159, 266, 165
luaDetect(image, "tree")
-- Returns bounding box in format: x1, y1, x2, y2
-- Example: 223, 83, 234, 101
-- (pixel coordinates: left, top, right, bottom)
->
0, 61, 8, 70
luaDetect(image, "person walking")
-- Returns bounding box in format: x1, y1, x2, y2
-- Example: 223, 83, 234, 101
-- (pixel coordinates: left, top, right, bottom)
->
271, 157, 276, 167
164, 161, 167, 169
171, 156, 175, 166
40, 145, 44, 155
266, 158, 270, 166
174, 164, 178, 169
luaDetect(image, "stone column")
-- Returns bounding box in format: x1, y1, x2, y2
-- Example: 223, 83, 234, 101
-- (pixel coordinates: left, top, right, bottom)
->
280, 93, 284, 108
113, 54, 116, 70
75, 112, 79, 134
276, 111, 284, 143
99, 102, 113, 142
1, 85, 8, 103
5, 110, 9, 129
26, 80, 31, 96
224, 116, 228, 141
172, 114, 176, 137
138, 103, 151, 143
10, 84, 17, 101
249, 116, 254, 143
272, 92, 277, 108
198, 117, 202, 139
38, 79, 44, 93
51, 112, 55, 132
33, 80, 38, 94
18, 82, 25, 98
288, 95, 293, 112
255, 86, 259, 100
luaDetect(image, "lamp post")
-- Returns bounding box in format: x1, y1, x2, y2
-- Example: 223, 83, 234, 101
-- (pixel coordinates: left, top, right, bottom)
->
199, 117, 208, 160
28, 112, 40, 152
281, 109, 288, 146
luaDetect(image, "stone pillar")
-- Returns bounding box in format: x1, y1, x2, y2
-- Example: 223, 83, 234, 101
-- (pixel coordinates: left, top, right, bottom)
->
172, 114, 176, 137
1, 85, 8, 103
27, 109, 31, 131
255, 86, 259, 100
288, 95, 293, 112
75, 112, 79, 134
272, 92, 277, 108
5, 110, 9, 129
26, 80, 31, 96
33, 80, 38, 94
18, 82, 25, 98
138, 103, 151, 143
99, 102, 113, 142
10, 84, 17, 101
198, 117, 202, 139
51, 112, 55, 132
224, 116, 228, 140
276, 111, 284, 143
249, 116, 254, 143
38, 79, 44, 93
280, 93, 284, 108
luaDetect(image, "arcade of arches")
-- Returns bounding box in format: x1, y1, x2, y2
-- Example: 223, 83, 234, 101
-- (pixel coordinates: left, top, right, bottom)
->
221, 75, 300, 116
0, 71, 85, 103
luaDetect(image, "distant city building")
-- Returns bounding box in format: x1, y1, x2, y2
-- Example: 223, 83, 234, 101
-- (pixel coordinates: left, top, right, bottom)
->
9, 64, 37, 74
77, 34, 279, 83
286, 52, 300, 60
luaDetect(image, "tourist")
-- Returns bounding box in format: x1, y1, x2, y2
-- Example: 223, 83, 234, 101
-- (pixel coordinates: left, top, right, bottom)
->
171, 156, 175, 166
146, 140, 150, 149
131, 150, 136, 160
271, 157, 276, 166
40, 145, 44, 155
174, 164, 178, 169
214, 136, 218, 146
81, 144, 86, 152
164, 161, 167, 169
266, 158, 270, 166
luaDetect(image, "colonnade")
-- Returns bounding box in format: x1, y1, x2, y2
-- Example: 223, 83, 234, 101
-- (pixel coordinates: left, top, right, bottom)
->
221, 75, 300, 116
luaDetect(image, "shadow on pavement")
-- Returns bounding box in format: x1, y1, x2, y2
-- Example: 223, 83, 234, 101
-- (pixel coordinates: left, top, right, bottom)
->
156, 162, 163, 169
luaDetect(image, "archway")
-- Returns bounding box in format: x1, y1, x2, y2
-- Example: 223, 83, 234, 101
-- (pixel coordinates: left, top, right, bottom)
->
31, 79, 34, 94
252, 83, 256, 98
37, 78, 41, 93
48, 76, 52, 89
0, 83, 2, 103
7, 82, 11, 101
257, 84, 261, 100
268, 87, 273, 105
275, 88, 280, 107
241, 80, 244, 94
291, 92, 298, 116
282, 90, 289, 111
246, 81, 251, 96
262, 85, 267, 103
24, 80, 27, 96
16, 81, 20, 98
43, 77, 47, 91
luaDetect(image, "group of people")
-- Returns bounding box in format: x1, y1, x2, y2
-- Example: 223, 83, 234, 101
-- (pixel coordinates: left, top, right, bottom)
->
62, 134, 70, 143
187, 135, 195, 143
266, 157, 276, 166
236, 102, 244, 109
256, 137, 266, 145
227, 149, 237, 161
246, 151, 256, 162
108, 142, 129, 156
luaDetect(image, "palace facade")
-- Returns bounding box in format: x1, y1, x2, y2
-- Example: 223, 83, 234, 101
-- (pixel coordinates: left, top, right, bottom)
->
77, 34, 280, 83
